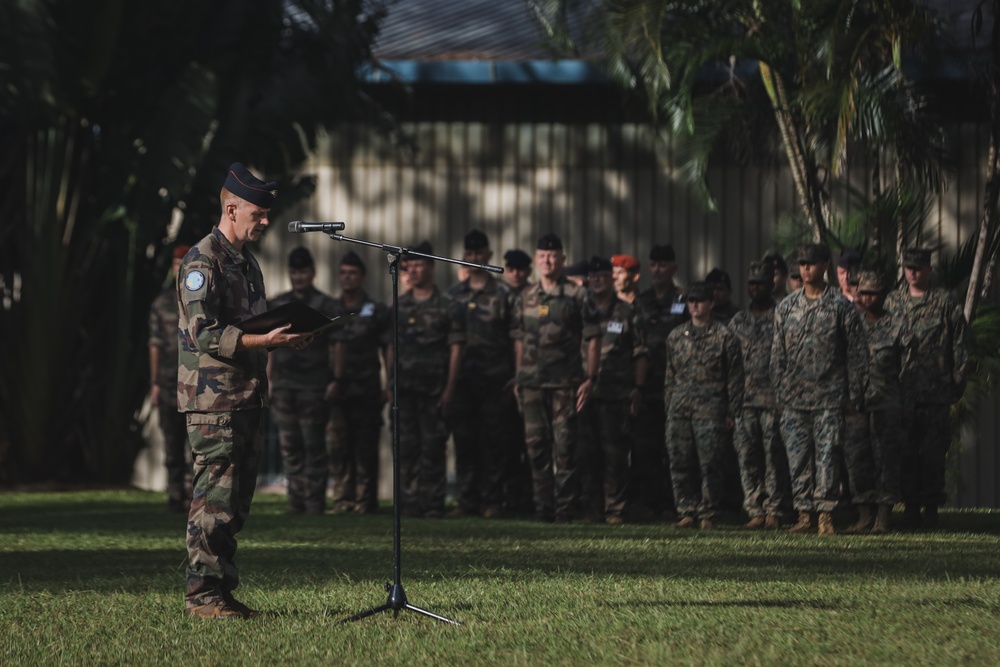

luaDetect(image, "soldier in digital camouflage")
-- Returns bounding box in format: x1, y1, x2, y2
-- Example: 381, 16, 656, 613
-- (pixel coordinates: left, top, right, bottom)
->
705, 267, 740, 324
266, 246, 338, 515
391, 241, 465, 518
728, 260, 792, 529
326, 251, 391, 515
177, 162, 314, 619
664, 281, 744, 530
886, 248, 968, 528
511, 233, 601, 523
770, 243, 868, 536
447, 230, 516, 519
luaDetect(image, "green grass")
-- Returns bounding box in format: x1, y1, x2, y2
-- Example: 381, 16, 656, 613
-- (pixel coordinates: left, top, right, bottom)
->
1, 490, 998, 666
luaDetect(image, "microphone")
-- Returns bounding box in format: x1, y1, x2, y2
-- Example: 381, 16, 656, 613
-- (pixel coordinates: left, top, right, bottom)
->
288, 221, 346, 233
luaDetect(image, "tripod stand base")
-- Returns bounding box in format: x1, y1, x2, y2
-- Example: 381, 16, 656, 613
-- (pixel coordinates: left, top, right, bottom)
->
341, 582, 462, 625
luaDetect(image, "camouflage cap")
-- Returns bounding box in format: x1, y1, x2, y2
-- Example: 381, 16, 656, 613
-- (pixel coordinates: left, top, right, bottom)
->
537, 233, 563, 251
588, 256, 613, 274
747, 260, 773, 283
797, 243, 831, 264
288, 246, 314, 269
504, 249, 531, 270
686, 281, 713, 302
902, 247, 932, 268
855, 269, 884, 294
464, 229, 489, 250
649, 244, 676, 262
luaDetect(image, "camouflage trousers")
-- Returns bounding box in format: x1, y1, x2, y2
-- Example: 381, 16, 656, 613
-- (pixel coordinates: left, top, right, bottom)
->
271, 388, 330, 512
158, 396, 191, 508
630, 393, 673, 515
869, 409, 902, 505
519, 386, 579, 521
450, 377, 510, 513
901, 403, 951, 508
327, 396, 383, 513
578, 399, 631, 520
666, 415, 728, 520
396, 390, 449, 515
184, 409, 263, 605
841, 411, 877, 504
779, 408, 843, 513
734, 408, 792, 519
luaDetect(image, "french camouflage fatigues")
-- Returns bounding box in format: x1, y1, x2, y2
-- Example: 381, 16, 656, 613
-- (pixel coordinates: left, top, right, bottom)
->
327, 293, 390, 513
729, 306, 792, 520
886, 288, 968, 508
664, 320, 744, 520
395, 286, 465, 515
632, 286, 688, 514
447, 276, 515, 514
149, 286, 191, 509
268, 287, 337, 513
177, 227, 268, 608
770, 286, 868, 513
578, 297, 646, 521
512, 277, 600, 521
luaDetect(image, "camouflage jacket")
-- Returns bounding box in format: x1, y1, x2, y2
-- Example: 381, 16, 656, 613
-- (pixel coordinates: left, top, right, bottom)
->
447, 275, 514, 381
511, 277, 601, 388
728, 305, 777, 410
634, 285, 689, 396
267, 287, 338, 391
590, 297, 647, 402
664, 320, 744, 420
886, 287, 968, 405
395, 286, 466, 395
861, 311, 907, 412
176, 227, 268, 412
332, 292, 391, 400
149, 286, 180, 396
770, 285, 868, 410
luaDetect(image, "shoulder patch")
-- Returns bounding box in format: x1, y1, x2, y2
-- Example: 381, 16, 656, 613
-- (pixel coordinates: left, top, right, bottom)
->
185, 271, 206, 291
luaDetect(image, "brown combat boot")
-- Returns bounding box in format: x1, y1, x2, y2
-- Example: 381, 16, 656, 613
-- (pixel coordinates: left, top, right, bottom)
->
845, 504, 875, 534
223, 591, 261, 619
788, 511, 815, 534
185, 593, 246, 620
764, 514, 781, 530
744, 515, 766, 530
871, 504, 892, 533
674, 516, 697, 529
817, 512, 836, 535
699, 518, 715, 531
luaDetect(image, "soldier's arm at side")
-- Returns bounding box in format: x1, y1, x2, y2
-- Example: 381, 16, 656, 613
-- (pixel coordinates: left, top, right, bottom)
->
148, 344, 160, 407
576, 335, 600, 413
440, 342, 463, 414
725, 331, 745, 429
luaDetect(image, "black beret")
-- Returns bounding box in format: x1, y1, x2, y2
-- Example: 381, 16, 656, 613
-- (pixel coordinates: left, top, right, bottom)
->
504, 249, 531, 270
537, 233, 563, 251
410, 240, 434, 263
763, 252, 788, 275
564, 259, 589, 277
838, 247, 862, 269
288, 246, 314, 269
705, 267, 731, 289
340, 250, 366, 273
902, 247, 931, 268
224, 162, 277, 209
588, 256, 613, 273
686, 281, 713, 302
649, 244, 676, 262
464, 229, 489, 250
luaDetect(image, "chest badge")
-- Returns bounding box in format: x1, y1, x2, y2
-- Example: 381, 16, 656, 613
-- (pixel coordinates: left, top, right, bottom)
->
185, 271, 205, 291
538, 305, 549, 318
468, 302, 478, 310
607, 320, 624, 334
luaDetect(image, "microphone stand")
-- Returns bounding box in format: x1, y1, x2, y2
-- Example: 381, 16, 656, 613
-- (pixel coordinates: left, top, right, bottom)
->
307, 228, 502, 625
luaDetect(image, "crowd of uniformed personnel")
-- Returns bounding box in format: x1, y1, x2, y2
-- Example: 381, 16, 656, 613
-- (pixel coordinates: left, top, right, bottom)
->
150, 228, 969, 536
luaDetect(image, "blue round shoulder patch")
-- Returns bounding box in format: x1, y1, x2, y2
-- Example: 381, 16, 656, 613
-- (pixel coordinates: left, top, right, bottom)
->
185, 271, 206, 291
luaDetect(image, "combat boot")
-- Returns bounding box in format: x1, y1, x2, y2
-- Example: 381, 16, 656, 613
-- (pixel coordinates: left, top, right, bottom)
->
699, 518, 714, 531
222, 591, 261, 619
817, 512, 836, 535
744, 515, 766, 530
764, 514, 781, 530
871, 504, 892, 533
788, 511, 814, 534
674, 516, 697, 529
845, 504, 875, 534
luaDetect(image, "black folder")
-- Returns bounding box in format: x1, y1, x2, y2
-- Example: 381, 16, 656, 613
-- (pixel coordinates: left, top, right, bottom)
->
238, 300, 346, 336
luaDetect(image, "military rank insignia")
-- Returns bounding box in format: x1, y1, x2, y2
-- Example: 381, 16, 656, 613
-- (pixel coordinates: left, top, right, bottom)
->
538, 305, 549, 317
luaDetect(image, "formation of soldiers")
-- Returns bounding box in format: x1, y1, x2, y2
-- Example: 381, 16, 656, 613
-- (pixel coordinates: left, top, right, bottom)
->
151, 232, 969, 535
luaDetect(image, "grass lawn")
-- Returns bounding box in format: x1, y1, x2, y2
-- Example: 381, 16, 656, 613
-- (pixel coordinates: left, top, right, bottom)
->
1, 489, 998, 666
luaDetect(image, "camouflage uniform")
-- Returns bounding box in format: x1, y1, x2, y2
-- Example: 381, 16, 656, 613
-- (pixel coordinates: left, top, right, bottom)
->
770, 286, 868, 514
729, 305, 792, 521
447, 275, 515, 515
177, 226, 268, 608
632, 285, 688, 514
327, 293, 391, 513
886, 286, 968, 509
395, 286, 465, 515
268, 286, 337, 513
149, 286, 191, 509
512, 277, 600, 521
664, 318, 744, 520
861, 309, 907, 506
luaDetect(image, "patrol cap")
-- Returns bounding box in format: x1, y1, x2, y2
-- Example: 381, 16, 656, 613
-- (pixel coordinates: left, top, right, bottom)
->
173, 245, 191, 261
410, 240, 434, 263
341, 250, 366, 273
611, 254, 640, 271
537, 233, 564, 251
903, 247, 932, 268
705, 267, 731, 289
464, 229, 489, 250
288, 246, 314, 269
504, 249, 531, 270
838, 247, 862, 270
564, 259, 589, 277
686, 281, 713, 302
747, 260, 773, 284
797, 243, 831, 264
588, 256, 613, 274
224, 162, 277, 209
649, 244, 676, 262
787, 255, 801, 279
855, 270, 884, 294
763, 252, 787, 275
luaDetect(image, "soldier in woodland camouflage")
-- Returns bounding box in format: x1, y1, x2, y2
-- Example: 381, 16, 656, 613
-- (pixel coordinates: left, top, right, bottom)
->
149, 244, 192, 513
177, 163, 313, 619
728, 260, 792, 529
266, 246, 337, 515
770, 243, 869, 536
886, 248, 968, 528
511, 233, 601, 523
664, 282, 744, 530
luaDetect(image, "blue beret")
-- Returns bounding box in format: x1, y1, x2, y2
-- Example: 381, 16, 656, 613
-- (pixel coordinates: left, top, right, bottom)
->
224, 162, 277, 208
